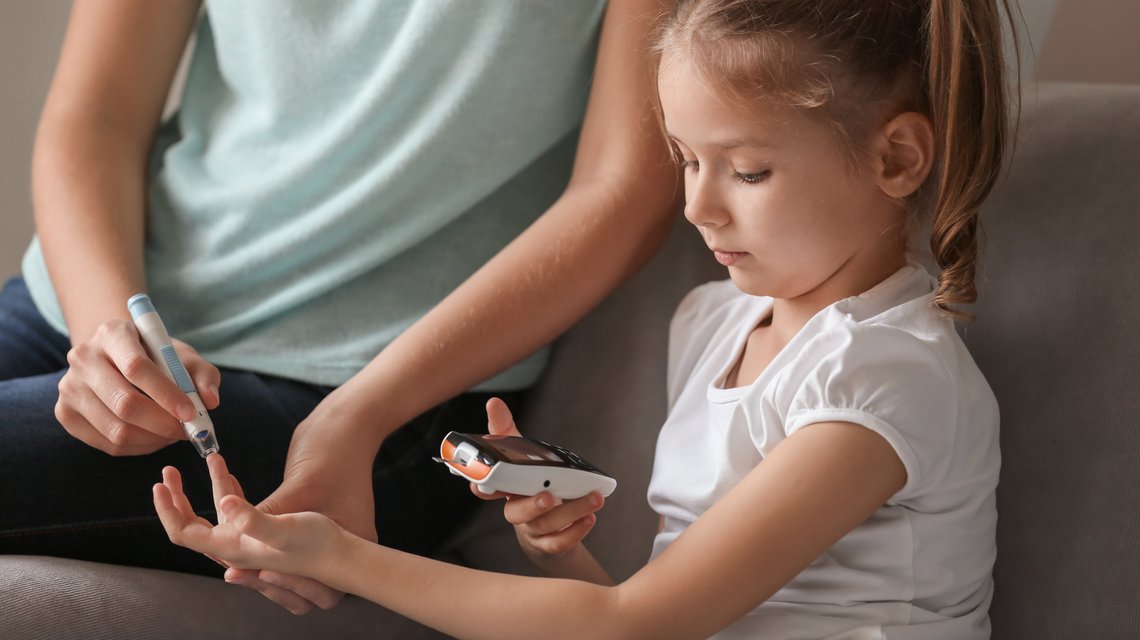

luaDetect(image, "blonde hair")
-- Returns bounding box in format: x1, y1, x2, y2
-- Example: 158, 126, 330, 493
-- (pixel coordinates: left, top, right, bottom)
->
655, 0, 1021, 320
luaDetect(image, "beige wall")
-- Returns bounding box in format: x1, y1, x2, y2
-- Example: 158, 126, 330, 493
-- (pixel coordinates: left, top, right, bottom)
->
1037, 0, 1140, 84
0, 2, 70, 278
1, 1, 1137, 278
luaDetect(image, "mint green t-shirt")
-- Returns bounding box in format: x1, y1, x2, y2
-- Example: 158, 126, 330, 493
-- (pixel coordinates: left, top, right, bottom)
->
23, 0, 606, 388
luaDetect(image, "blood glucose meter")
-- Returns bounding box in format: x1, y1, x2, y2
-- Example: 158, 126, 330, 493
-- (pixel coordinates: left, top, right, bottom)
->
435, 432, 616, 500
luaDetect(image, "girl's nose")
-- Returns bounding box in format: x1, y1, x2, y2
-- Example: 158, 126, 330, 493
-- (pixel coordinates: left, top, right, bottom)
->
683, 174, 729, 229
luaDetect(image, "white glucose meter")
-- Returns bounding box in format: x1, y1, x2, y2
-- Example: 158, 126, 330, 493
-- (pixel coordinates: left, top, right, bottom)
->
435, 432, 616, 500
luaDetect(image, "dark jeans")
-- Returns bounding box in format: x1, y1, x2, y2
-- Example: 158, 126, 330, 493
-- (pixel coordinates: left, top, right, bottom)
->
0, 277, 510, 576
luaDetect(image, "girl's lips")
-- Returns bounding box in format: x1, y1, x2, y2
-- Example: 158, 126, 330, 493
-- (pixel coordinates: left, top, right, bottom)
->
712, 249, 746, 266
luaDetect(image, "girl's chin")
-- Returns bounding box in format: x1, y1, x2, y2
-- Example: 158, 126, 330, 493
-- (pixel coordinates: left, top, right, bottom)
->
726, 271, 770, 297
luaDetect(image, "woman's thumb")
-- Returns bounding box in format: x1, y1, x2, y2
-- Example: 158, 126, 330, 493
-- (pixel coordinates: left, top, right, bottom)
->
485, 397, 521, 437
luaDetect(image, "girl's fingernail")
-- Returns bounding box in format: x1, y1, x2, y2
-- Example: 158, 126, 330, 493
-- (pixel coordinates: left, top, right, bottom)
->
208, 385, 219, 403
221, 500, 235, 514
591, 494, 602, 507
536, 495, 550, 509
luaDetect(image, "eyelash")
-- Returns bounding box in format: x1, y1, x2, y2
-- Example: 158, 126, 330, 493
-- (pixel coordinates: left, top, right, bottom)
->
734, 171, 770, 184
679, 160, 770, 185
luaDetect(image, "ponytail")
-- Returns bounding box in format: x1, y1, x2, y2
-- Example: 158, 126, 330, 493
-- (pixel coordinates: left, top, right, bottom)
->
926, 0, 1020, 320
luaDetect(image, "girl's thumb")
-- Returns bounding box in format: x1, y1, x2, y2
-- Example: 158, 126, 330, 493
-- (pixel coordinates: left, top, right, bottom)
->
485, 397, 521, 437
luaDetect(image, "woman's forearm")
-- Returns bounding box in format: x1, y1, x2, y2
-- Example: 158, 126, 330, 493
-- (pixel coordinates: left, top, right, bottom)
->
32, 114, 150, 343
313, 179, 678, 462
304, 0, 681, 462
30, 0, 200, 344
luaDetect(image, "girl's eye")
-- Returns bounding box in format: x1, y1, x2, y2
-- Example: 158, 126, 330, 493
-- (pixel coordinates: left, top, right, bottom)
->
734, 170, 770, 184
679, 159, 699, 171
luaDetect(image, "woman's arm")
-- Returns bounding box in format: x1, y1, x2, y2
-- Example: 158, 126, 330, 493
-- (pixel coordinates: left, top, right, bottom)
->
243, 0, 680, 611
36, 0, 220, 456
34, 0, 200, 342
158, 422, 906, 639
277, 0, 681, 472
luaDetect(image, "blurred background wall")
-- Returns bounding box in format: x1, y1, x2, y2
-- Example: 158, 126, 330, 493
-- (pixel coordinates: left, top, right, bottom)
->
1, 1, 1138, 277
1, 2, 71, 277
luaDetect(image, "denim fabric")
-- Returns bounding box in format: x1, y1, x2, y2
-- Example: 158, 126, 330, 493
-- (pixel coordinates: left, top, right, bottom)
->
0, 277, 494, 575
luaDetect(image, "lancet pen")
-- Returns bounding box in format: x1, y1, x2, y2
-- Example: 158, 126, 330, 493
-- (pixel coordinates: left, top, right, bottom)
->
127, 293, 219, 457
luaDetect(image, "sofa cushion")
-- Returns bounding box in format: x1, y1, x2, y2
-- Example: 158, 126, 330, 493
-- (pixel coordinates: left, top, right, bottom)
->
0, 555, 447, 640
965, 82, 1140, 639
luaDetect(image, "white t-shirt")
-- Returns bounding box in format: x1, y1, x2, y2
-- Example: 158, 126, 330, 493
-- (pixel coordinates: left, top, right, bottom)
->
647, 263, 1000, 640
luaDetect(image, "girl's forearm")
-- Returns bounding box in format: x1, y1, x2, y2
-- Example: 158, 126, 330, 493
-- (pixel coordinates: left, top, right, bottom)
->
319, 532, 631, 640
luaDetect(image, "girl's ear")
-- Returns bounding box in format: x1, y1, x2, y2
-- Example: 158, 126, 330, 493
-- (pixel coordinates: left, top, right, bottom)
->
873, 111, 935, 199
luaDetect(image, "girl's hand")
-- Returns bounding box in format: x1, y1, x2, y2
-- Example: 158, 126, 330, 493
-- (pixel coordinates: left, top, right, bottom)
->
475, 398, 606, 564
153, 454, 348, 595
504, 491, 605, 561
56, 319, 220, 456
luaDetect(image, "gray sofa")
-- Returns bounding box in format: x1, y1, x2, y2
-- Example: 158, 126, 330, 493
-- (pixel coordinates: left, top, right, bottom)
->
2, 82, 1137, 639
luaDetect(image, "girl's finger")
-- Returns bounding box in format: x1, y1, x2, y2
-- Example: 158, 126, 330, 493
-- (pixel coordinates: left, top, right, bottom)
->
153, 483, 206, 547
153, 483, 180, 529
502, 492, 560, 526
469, 482, 512, 501
510, 492, 605, 536
161, 466, 198, 520
230, 473, 247, 500
532, 514, 598, 556
207, 453, 236, 518
221, 495, 289, 549
485, 397, 521, 437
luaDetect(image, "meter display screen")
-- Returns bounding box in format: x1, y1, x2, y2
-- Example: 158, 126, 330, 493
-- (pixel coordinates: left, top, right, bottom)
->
480, 435, 567, 464
452, 434, 605, 474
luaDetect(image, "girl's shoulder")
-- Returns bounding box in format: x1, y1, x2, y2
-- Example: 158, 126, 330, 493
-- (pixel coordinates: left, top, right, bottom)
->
774, 295, 999, 501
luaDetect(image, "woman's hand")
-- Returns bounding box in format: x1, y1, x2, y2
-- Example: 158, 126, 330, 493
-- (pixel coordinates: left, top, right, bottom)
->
221, 396, 379, 614
56, 318, 220, 456
154, 454, 349, 590
476, 398, 606, 568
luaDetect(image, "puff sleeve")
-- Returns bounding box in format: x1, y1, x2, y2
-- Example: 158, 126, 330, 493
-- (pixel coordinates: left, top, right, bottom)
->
783, 324, 960, 502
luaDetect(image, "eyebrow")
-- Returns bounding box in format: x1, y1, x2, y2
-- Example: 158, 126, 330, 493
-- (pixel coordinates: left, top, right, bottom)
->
666, 133, 779, 150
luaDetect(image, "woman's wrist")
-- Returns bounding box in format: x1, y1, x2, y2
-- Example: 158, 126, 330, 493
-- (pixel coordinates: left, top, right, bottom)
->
300, 387, 400, 466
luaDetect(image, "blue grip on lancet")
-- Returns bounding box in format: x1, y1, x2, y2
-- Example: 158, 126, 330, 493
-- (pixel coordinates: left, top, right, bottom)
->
161, 344, 197, 394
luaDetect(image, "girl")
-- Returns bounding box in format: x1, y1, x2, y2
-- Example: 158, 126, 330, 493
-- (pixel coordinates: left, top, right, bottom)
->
153, 0, 1018, 637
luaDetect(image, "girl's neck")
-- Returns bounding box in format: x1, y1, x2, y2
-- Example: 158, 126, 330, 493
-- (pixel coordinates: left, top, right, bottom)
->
767, 249, 908, 345
727, 248, 907, 389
